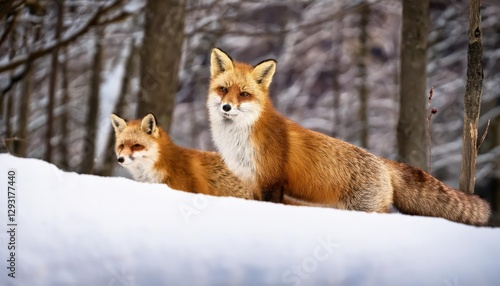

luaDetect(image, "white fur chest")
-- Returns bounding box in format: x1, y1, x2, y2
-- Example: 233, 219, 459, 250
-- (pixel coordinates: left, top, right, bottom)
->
208, 100, 258, 185
211, 119, 256, 184
124, 154, 163, 184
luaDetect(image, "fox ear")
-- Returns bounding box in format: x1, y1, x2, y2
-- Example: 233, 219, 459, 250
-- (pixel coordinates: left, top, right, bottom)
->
110, 114, 127, 133
141, 113, 158, 136
211, 48, 234, 77
251, 59, 276, 88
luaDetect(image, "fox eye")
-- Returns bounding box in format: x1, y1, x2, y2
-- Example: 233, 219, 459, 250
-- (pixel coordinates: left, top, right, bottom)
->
118, 144, 124, 150
219, 86, 228, 94
240, 92, 249, 97
131, 143, 144, 151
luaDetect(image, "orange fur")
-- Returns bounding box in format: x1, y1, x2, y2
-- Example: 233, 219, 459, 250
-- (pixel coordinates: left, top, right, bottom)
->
207, 48, 491, 226
110, 113, 252, 199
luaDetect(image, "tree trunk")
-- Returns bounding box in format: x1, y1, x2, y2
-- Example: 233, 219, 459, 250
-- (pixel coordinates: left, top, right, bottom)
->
2, 26, 18, 153
13, 62, 31, 157
59, 46, 70, 170
357, 2, 370, 148
136, 0, 185, 133
44, 0, 64, 163
80, 28, 104, 174
98, 39, 137, 176
487, 95, 500, 220
3, 92, 14, 152
459, 0, 483, 194
13, 23, 40, 157
331, 2, 344, 138
397, 0, 429, 171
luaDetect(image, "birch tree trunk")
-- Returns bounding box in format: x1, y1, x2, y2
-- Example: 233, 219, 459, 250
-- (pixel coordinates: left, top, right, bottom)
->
459, 0, 483, 194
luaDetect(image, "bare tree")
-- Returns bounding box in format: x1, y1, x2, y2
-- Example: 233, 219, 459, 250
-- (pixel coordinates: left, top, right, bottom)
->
58, 46, 70, 169
136, 0, 185, 132
0, 0, 130, 74
331, 6, 344, 138
494, 109, 500, 215
14, 62, 31, 157
357, 1, 370, 148
13, 19, 41, 156
397, 0, 429, 170
459, 0, 483, 194
44, 0, 65, 162
3, 92, 14, 152
80, 28, 104, 174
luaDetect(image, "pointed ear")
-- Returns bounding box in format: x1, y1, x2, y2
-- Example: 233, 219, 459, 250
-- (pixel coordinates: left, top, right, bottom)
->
141, 113, 158, 136
251, 59, 276, 88
110, 114, 127, 133
211, 48, 234, 78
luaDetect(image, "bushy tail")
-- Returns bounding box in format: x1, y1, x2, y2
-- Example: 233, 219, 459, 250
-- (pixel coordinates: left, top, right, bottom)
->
384, 159, 491, 226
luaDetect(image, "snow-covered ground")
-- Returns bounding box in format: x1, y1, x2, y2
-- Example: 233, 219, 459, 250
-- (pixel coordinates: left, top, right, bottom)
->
0, 154, 499, 286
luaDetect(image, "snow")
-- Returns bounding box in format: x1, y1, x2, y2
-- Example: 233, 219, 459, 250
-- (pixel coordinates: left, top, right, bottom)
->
0, 154, 499, 285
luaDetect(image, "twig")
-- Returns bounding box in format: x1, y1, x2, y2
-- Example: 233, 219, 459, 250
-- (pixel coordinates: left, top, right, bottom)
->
477, 119, 490, 150
426, 87, 438, 174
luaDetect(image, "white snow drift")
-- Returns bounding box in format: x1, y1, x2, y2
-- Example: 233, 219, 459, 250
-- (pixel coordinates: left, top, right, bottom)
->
0, 154, 499, 285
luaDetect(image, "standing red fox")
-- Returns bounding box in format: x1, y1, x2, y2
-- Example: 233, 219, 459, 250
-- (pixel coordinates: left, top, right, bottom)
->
207, 48, 491, 226
110, 113, 252, 199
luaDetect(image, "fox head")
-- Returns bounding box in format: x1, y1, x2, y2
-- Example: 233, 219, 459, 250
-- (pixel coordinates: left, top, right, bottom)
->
109, 113, 161, 169
207, 48, 277, 126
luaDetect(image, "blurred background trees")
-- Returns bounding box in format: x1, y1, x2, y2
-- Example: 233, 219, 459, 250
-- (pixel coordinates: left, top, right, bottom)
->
397, 0, 429, 171
0, 0, 499, 223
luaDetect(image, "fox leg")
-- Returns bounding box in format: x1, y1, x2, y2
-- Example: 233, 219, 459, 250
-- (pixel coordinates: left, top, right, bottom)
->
261, 184, 284, 203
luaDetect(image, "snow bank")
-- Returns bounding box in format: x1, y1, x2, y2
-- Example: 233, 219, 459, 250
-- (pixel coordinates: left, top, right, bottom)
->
0, 154, 499, 285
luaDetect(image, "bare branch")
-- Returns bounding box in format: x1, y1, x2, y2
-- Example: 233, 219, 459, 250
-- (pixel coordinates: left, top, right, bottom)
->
1, 67, 28, 95
0, 0, 22, 21
477, 119, 490, 150
0, 0, 124, 74
0, 10, 19, 49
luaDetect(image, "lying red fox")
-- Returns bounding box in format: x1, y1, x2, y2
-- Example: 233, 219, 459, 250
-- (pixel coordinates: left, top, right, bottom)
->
110, 113, 253, 200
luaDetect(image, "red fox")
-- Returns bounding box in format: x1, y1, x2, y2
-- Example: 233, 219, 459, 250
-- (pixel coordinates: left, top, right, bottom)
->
206, 48, 491, 226
110, 113, 253, 199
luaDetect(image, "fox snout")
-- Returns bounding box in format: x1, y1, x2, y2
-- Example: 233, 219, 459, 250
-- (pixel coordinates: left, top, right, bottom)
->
219, 102, 239, 117
116, 154, 133, 165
